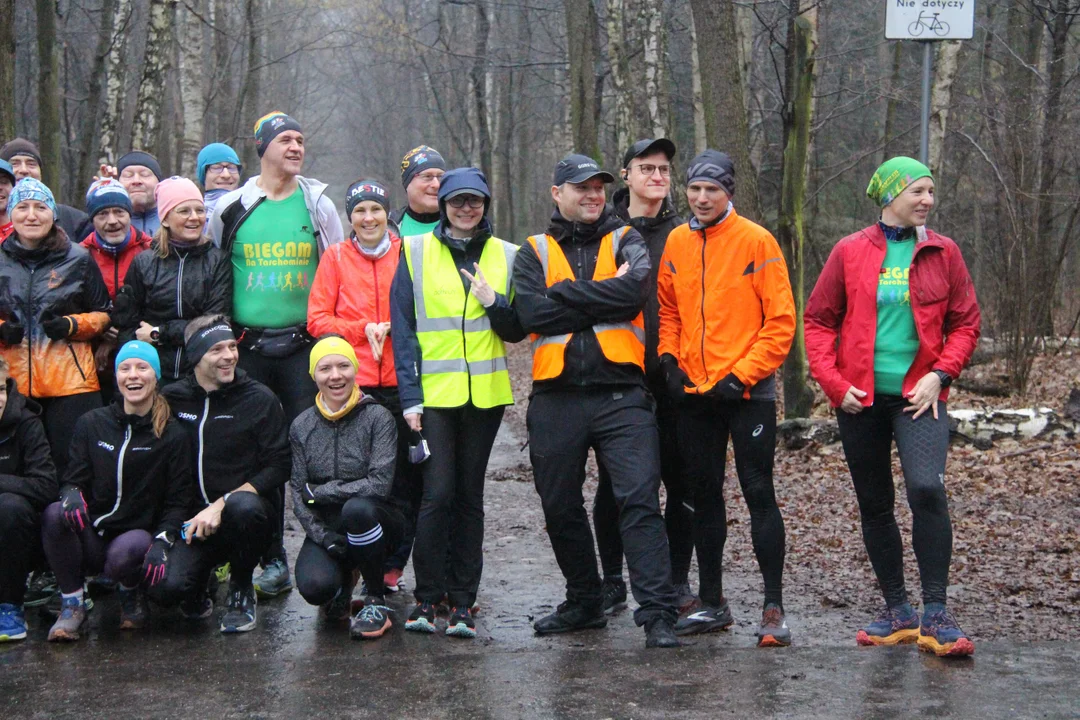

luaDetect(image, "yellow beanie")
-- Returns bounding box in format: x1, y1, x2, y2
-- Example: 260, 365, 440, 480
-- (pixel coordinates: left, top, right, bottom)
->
308, 337, 359, 377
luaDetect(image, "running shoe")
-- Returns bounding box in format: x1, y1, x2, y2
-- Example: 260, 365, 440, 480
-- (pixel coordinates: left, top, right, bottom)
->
117, 587, 149, 630
917, 607, 975, 657
181, 594, 214, 621
675, 582, 702, 616
533, 601, 607, 635
220, 584, 257, 633
856, 604, 920, 646
645, 616, 681, 648
47, 596, 88, 642
352, 597, 393, 640
383, 568, 404, 594
404, 601, 437, 633
24, 570, 57, 608
601, 576, 627, 615
756, 603, 792, 647
0, 603, 27, 642
674, 599, 734, 636
253, 558, 293, 598
44, 584, 93, 617
446, 606, 477, 639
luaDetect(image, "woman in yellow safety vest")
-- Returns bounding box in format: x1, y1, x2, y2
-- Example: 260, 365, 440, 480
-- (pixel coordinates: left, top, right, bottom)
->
389, 166, 523, 639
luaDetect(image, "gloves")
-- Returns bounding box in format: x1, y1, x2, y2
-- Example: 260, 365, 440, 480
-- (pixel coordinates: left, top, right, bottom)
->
41, 311, 75, 340
60, 485, 89, 532
321, 532, 348, 561
660, 354, 692, 401
0, 321, 24, 346
142, 535, 172, 587
111, 286, 136, 327
705, 372, 746, 401
301, 483, 317, 506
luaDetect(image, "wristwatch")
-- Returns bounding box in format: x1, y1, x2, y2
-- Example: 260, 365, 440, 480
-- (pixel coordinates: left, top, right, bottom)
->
932, 369, 953, 388
150, 326, 160, 342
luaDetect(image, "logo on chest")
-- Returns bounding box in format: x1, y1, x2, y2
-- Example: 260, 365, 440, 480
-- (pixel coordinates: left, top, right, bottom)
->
97, 440, 115, 452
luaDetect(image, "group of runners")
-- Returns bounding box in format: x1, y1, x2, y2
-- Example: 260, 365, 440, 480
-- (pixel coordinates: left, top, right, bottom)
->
0, 110, 979, 657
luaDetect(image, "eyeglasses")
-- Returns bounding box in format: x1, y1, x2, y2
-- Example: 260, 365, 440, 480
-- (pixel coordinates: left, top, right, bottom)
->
207, 163, 239, 174
415, 170, 444, 184
171, 206, 207, 219
631, 163, 671, 177
446, 194, 485, 209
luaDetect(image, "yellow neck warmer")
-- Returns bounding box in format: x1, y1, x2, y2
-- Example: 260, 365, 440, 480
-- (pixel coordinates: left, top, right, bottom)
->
316, 385, 361, 422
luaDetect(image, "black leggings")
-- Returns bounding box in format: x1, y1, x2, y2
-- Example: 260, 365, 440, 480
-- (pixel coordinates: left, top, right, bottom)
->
0, 493, 42, 605
678, 397, 786, 609
39, 392, 102, 477
295, 497, 404, 604
593, 378, 693, 585
836, 395, 952, 607
41, 502, 151, 593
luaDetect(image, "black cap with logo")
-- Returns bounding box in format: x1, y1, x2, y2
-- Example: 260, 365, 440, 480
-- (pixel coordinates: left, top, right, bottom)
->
621, 138, 677, 169
553, 154, 616, 186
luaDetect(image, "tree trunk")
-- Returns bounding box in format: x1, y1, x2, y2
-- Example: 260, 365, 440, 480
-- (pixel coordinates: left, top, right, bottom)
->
606, 0, 631, 152
563, 0, 601, 158
237, 0, 262, 173
36, 0, 62, 195
131, 0, 178, 153
99, 0, 132, 166
689, 0, 761, 221
641, 0, 665, 138
178, 0, 206, 179
689, 12, 706, 155
881, 41, 902, 163
0, 0, 15, 141
470, 0, 492, 181
77, 0, 117, 198
927, 41, 962, 179
776, 6, 817, 420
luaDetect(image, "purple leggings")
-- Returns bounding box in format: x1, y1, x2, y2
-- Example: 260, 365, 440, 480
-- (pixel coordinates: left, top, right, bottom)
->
41, 502, 152, 593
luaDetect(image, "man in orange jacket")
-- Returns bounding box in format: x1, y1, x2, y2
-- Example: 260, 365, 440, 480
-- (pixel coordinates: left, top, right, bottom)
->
656, 150, 796, 647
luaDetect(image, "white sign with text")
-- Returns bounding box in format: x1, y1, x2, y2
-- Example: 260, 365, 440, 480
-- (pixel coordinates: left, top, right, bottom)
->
885, 0, 975, 40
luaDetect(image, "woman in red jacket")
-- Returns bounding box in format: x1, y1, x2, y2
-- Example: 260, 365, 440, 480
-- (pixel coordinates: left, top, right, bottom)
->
307, 178, 418, 594
805, 157, 980, 657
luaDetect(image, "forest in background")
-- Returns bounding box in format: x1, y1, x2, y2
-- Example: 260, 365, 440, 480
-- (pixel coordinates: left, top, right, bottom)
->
5, 0, 1080, 412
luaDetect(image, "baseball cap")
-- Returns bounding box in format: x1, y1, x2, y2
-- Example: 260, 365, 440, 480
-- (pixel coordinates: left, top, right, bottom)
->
553, 154, 616, 186
622, 138, 676, 169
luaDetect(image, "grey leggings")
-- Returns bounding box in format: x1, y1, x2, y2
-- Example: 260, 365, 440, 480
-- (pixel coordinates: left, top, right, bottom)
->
836, 395, 952, 607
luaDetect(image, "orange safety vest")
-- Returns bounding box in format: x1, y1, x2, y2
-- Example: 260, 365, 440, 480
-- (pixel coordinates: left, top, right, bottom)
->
526, 227, 645, 381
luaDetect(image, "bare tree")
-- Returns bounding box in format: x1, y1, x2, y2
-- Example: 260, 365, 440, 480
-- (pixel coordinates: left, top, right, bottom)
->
565, 0, 601, 157
178, 0, 206, 178
131, 0, 178, 153
36, 0, 62, 195
99, 0, 132, 165
928, 41, 961, 178
0, 0, 15, 141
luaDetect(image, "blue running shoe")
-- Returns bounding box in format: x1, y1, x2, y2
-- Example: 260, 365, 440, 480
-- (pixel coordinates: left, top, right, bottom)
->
918, 607, 975, 657
857, 603, 920, 646
0, 603, 27, 642
253, 558, 292, 598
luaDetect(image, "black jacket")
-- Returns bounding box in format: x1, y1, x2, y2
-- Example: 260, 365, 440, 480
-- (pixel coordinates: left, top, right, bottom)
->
390, 218, 525, 410
118, 241, 231, 381
611, 188, 684, 378
162, 369, 290, 506
64, 402, 193, 537
56, 204, 91, 247
0, 377, 56, 510
512, 205, 649, 393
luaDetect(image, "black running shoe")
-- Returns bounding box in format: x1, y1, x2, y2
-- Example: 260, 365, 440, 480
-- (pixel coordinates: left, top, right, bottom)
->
674, 599, 734, 636
446, 606, 477, 639
601, 577, 627, 615
220, 584, 257, 634
756, 603, 792, 647
533, 601, 607, 635
351, 597, 392, 640
405, 601, 437, 633
645, 616, 681, 648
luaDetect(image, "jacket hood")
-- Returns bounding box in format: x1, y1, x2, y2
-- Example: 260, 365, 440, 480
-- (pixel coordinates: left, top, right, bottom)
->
611, 187, 678, 230
166, 367, 255, 401
435, 216, 493, 252
546, 205, 625, 247
2, 227, 72, 263
0, 377, 39, 431
108, 398, 155, 429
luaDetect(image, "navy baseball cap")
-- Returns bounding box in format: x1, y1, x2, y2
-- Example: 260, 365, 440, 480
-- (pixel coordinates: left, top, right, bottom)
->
622, 138, 676, 169
0, 160, 14, 185
553, 154, 615, 186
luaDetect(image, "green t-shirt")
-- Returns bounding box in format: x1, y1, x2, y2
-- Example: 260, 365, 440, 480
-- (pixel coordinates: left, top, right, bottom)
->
231, 187, 319, 329
398, 213, 438, 238
874, 239, 920, 395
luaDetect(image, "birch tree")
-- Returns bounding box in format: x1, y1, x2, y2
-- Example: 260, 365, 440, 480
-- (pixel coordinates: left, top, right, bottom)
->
131, 0, 178, 154
928, 41, 962, 178
178, 0, 206, 179
606, 0, 632, 151
77, 0, 117, 192
641, 0, 666, 138
99, 0, 132, 165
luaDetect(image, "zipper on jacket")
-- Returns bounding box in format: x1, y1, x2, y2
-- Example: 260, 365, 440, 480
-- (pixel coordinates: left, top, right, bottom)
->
113, 255, 120, 298
333, 422, 340, 480
174, 250, 187, 378
25, 266, 34, 396
94, 422, 132, 528
197, 396, 210, 503
373, 256, 385, 382
575, 234, 587, 382
223, 196, 266, 256
698, 229, 710, 390
67, 345, 87, 381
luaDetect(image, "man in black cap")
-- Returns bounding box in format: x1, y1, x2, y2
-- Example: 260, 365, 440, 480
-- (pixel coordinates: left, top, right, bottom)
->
512, 153, 680, 649
590, 138, 697, 618
389, 145, 446, 238
0, 138, 90, 240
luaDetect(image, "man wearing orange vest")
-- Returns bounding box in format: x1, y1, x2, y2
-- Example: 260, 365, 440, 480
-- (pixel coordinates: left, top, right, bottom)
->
657, 150, 796, 647
513, 153, 679, 649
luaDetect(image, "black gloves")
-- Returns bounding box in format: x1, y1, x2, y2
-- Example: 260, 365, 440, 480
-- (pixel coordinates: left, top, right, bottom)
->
111, 286, 136, 328
41, 311, 76, 340
660, 354, 692, 401
301, 483, 317, 506
0, 321, 24, 346
60, 484, 89, 532
321, 532, 348, 561
705, 372, 746, 401
142, 535, 172, 587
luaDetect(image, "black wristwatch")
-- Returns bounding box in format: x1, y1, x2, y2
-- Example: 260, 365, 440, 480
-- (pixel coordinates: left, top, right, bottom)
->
932, 369, 953, 388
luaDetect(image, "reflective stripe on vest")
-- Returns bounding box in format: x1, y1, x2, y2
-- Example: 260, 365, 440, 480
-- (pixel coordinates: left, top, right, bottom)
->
405, 233, 516, 408
527, 227, 645, 380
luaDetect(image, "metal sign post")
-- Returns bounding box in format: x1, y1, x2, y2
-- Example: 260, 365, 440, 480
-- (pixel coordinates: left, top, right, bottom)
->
885, 1, 977, 165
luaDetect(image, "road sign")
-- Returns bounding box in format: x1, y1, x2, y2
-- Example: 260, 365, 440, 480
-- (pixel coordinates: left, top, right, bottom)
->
885, 1, 976, 41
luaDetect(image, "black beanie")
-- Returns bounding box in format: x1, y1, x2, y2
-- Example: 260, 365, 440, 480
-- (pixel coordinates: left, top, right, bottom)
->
686, 150, 735, 197
346, 179, 390, 216
400, 145, 446, 189
117, 151, 164, 181
253, 112, 303, 157
0, 138, 42, 165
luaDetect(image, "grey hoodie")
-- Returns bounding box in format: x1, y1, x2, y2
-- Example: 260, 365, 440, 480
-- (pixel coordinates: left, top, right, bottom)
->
289, 394, 397, 547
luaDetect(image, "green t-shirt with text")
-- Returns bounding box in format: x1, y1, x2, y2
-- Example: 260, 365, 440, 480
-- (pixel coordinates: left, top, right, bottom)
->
874, 239, 920, 395
231, 187, 318, 329
398, 213, 438, 239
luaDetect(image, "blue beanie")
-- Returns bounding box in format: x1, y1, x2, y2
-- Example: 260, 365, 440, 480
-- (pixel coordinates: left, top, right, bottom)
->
85, 178, 132, 218
196, 143, 242, 186
115, 340, 162, 380
7, 177, 56, 218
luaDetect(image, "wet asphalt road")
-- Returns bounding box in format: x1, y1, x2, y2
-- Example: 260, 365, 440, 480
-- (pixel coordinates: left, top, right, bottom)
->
2, 424, 1078, 718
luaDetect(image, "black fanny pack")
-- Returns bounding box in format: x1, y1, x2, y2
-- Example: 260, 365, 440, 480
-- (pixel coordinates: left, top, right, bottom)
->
238, 325, 312, 359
